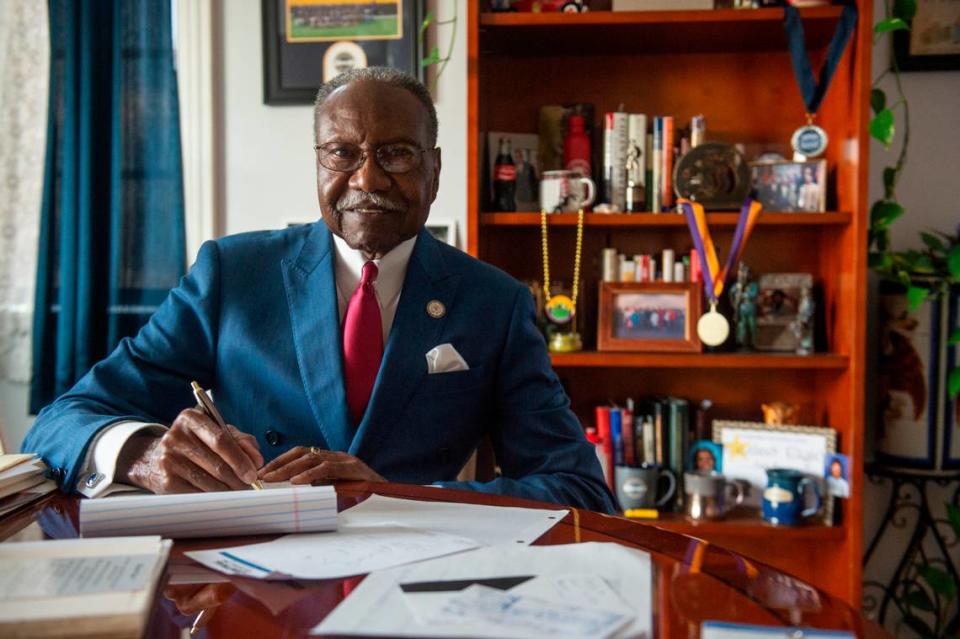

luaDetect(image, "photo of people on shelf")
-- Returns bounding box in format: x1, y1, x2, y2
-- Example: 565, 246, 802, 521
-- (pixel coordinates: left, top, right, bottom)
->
751, 161, 824, 213
613, 293, 686, 340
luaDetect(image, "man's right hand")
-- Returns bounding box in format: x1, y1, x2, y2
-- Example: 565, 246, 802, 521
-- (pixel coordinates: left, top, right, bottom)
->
117, 408, 264, 494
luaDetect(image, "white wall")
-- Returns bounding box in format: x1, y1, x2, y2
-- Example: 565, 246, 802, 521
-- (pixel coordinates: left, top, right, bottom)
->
219, 0, 467, 243
868, 2, 960, 249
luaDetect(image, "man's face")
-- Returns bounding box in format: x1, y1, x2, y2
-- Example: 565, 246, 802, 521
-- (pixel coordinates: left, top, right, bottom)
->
315, 81, 441, 259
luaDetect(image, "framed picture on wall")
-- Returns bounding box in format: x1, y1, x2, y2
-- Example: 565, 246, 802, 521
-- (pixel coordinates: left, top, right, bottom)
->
261, 0, 423, 105
893, 1, 960, 71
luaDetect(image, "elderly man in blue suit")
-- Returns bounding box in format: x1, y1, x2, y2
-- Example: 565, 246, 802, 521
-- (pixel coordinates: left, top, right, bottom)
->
23, 68, 615, 514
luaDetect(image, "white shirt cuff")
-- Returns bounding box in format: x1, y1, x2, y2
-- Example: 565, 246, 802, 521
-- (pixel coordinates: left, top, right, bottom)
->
76, 421, 167, 498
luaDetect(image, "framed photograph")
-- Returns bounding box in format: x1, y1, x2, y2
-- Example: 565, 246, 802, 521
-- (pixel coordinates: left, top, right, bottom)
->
894, 1, 960, 71
425, 218, 456, 247
749, 159, 826, 213
713, 420, 836, 521
755, 272, 814, 352
487, 132, 540, 212
261, 0, 423, 105
597, 282, 701, 352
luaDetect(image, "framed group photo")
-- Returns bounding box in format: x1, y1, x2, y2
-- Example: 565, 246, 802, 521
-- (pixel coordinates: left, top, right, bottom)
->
597, 282, 701, 353
750, 159, 826, 213
261, 0, 423, 104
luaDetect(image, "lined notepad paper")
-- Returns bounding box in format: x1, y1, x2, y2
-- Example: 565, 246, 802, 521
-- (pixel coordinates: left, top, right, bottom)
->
80, 485, 337, 539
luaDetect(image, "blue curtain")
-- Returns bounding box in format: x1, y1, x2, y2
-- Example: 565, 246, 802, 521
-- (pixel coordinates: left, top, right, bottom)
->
31, 0, 187, 413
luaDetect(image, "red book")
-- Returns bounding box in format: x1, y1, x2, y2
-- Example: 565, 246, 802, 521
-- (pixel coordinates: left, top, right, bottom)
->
690, 249, 702, 283
595, 406, 614, 488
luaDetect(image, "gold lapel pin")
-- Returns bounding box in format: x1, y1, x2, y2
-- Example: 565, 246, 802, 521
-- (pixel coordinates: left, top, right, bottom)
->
426, 300, 446, 319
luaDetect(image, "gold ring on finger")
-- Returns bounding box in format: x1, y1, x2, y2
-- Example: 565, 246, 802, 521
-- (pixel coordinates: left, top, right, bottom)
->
309, 446, 321, 456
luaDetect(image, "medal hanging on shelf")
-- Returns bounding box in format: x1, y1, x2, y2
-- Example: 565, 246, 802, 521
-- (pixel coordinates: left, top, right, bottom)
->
541, 209, 584, 353
782, 2, 857, 161
680, 198, 763, 347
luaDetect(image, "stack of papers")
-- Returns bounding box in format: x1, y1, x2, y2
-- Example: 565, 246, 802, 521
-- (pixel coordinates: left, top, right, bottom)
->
80, 484, 337, 538
0, 535, 172, 638
186, 494, 568, 580
313, 542, 654, 639
0, 454, 56, 517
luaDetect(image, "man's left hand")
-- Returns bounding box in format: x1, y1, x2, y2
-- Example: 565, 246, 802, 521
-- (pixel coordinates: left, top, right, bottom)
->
257, 447, 385, 484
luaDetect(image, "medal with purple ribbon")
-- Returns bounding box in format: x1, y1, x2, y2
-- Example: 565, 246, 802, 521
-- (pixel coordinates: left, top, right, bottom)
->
681, 197, 763, 346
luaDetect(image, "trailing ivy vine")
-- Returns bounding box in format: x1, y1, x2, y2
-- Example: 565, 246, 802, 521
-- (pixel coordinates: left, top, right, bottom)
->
868, 0, 960, 398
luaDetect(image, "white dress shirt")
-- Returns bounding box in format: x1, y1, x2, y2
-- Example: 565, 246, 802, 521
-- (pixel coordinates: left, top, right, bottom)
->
76, 232, 418, 497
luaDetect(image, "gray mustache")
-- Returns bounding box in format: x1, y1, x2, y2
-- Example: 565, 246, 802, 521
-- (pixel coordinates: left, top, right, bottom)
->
336, 192, 406, 212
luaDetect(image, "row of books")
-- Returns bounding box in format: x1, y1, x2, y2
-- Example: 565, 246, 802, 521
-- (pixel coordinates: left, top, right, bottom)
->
603, 113, 703, 213
589, 397, 694, 510
601, 247, 703, 284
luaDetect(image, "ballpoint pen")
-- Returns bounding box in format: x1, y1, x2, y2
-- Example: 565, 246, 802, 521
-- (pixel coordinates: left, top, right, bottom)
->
190, 609, 211, 635
191, 380, 263, 490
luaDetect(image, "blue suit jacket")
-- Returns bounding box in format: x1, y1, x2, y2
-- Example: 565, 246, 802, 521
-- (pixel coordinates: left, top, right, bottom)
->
24, 224, 615, 513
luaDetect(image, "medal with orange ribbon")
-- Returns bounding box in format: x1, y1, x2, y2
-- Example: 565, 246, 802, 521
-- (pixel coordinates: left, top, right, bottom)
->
680, 197, 763, 347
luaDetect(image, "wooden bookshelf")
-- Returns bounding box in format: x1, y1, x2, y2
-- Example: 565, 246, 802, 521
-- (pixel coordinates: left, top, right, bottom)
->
467, 1, 870, 606
549, 352, 849, 369
481, 212, 853, 227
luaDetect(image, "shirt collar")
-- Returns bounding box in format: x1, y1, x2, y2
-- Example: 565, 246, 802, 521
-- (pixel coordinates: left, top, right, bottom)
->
330, 233, 417, 303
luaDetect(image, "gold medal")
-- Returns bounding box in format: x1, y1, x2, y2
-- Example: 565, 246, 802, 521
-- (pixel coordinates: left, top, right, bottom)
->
541, 209, 584, 351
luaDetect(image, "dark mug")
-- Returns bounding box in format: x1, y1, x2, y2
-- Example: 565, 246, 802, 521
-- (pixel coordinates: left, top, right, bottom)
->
762, 468, 821, 526
683, 471, 745, 521
615, 465, 676, 510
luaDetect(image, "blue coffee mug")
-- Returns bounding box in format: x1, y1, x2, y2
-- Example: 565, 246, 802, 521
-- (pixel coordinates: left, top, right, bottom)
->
762, 468, 821, 526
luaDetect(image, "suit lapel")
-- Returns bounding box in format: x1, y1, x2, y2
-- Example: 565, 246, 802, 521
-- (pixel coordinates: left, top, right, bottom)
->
349, 229, 460, 456
281, 225, 353, 451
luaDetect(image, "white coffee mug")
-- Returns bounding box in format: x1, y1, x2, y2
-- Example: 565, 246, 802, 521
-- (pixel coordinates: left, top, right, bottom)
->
539, 170, 596, 213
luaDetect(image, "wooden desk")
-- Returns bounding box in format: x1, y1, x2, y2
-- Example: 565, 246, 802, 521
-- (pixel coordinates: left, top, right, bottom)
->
1, 483, 888, 638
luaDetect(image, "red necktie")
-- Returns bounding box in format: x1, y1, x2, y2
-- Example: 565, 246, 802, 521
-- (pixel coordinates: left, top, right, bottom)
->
343, 261, 383, 425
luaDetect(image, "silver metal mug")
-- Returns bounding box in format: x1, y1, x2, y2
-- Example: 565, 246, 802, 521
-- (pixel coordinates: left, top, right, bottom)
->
683, 471, 745, 521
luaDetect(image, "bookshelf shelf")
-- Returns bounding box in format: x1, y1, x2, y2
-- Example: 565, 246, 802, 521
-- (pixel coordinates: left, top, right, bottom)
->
651, 514, 846, 541
549, 352, 848, 370
479, 7, 847, 56
481, 212, 852, 228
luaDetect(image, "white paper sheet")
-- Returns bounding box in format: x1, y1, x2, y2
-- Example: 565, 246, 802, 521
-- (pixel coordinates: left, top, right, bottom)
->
80, 484, 337, 539
0, 555, 157, 599
186, 526, 482, 580
339, 494, 568, 545
401, 574, 636, 639
312, 542, 654, 639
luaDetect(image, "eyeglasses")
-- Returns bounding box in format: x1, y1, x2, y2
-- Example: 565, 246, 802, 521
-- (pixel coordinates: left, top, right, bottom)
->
314, 142, 433, 174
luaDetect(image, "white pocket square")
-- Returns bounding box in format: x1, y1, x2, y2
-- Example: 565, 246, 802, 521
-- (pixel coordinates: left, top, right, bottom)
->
425, 343, 469, 374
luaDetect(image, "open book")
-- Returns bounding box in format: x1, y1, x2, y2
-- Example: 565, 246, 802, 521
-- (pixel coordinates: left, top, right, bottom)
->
0, 535, 171, 638
79, 484, 337, 539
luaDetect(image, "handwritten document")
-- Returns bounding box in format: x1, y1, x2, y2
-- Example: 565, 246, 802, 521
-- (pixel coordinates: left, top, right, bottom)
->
186, 526, 481, 580
80, 484, 337, 539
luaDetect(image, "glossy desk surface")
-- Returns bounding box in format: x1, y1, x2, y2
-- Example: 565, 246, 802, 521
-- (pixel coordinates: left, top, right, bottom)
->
0, 482, 887, 638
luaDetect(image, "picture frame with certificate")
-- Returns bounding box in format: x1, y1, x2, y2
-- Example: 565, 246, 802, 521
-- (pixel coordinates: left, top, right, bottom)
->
261, 0, 423, 105
597, 282, 701, 353
712, 419, 836, 523
749, 159, 827, 213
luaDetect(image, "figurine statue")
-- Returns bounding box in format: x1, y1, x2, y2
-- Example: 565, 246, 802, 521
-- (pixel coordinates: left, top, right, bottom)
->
728, 262, 758, 350
792, 285, 815, 355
